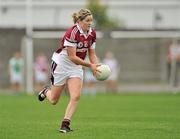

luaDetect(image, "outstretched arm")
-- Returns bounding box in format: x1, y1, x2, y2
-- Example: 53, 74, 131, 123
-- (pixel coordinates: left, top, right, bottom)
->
88, 48, 99, 64
67, 46, 91, 67
67, 46, 99, 75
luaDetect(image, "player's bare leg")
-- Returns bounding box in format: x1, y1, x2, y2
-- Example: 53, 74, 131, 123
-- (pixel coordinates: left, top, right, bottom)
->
38, 85, 65, 105
59, 77, 82, 133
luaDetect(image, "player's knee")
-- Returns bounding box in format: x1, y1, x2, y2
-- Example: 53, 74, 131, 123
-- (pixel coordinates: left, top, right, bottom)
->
72, 95, 80, 102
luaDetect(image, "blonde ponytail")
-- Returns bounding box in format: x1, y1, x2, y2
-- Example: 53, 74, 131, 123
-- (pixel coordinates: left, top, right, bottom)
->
72, 13, 79, 24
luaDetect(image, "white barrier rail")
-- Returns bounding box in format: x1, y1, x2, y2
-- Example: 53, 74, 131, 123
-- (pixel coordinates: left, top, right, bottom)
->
32, 30, 180, 39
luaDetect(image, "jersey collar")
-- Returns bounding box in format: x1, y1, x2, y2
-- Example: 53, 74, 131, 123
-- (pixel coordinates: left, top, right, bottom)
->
76, 24, 92, 37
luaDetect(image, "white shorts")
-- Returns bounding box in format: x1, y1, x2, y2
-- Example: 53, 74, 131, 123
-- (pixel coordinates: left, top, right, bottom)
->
108, 72, 118, 81
50, 60, 83, 86
10, 74, 23, 84
35, 71, 48, 83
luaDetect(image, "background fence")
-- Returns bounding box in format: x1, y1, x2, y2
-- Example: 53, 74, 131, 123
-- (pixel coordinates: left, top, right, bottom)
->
0, 29, 174, 90
0, 0, 180, 92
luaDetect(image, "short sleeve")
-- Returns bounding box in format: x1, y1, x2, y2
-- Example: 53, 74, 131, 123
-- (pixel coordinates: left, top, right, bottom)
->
64, 27, 78, 47
90, 42, 96, 49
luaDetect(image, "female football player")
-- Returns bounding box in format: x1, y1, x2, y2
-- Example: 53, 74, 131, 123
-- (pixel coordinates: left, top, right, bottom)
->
38, 9, 99, 133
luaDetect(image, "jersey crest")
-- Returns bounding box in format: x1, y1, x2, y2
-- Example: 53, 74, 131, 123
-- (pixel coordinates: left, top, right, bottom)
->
77, 42, 83, 49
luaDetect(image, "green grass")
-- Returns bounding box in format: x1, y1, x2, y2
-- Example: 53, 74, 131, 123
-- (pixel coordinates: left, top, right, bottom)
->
0, 93, 180, 139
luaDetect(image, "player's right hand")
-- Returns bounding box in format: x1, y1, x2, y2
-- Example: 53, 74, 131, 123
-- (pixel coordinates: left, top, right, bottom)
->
90, 63, 101, 76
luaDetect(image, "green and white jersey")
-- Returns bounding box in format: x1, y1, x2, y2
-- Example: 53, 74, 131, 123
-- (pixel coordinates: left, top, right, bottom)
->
9, 58, 23, 75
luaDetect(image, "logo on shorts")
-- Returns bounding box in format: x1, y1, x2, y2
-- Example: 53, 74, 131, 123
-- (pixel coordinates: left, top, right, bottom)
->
77, 42, 83, 48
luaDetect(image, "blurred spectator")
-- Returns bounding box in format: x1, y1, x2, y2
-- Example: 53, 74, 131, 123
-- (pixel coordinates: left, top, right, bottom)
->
103, 51, 120, 92
83, 68, 97, 95
8, 51, 24, 92
34, 53, 49, 92
83, 57, 97, 95
167, 39, 180, 87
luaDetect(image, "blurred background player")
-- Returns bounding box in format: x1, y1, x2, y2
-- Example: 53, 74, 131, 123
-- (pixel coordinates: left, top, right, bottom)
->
38, 9, 100, 133
103, 51, 120, 92
83, 57, 97, 95
166, 39, 180, 87
8, 51, 24, 92
34, 52, 49, 92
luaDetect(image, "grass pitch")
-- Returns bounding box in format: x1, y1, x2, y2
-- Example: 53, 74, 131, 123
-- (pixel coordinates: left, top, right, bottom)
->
0, 93, 180, 139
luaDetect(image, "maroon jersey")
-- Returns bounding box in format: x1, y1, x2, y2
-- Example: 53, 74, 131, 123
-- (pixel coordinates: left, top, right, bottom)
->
56, 24, 96, 60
